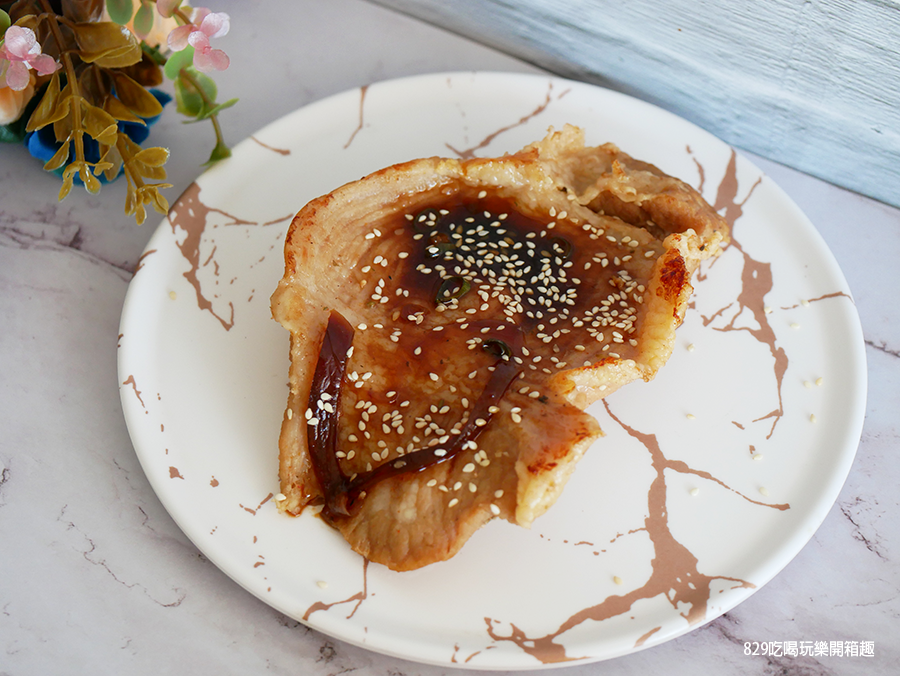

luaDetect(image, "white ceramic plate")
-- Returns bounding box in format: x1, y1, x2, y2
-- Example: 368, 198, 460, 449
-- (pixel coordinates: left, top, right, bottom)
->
118, 72, 866, 669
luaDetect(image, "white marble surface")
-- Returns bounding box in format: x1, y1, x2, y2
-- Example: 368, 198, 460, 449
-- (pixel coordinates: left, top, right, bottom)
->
0, 1, 897, 674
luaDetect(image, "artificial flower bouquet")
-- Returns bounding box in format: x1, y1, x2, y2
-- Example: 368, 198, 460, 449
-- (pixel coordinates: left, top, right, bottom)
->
0, 0, 234, 224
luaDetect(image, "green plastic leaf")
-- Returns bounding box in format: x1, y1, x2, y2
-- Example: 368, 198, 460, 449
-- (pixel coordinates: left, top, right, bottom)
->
106, 0, 134, 25
0, 124, 25, 144
163, 46, 194, 81
133, 2, 154, 38
173, 68, 216, 118
204, 139, 231, 166
1, 9, 11, 34
187, 97, 238, 123
173, 77, 199, 118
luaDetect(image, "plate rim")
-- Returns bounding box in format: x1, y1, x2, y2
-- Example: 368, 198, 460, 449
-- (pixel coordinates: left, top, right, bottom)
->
117, 70, 868, 670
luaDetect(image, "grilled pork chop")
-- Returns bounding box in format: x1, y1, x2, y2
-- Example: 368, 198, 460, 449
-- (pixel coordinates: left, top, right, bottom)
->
270, 125, 728, 571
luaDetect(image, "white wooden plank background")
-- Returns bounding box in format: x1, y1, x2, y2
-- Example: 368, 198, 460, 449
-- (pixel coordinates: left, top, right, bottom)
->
369, 0, 900, 208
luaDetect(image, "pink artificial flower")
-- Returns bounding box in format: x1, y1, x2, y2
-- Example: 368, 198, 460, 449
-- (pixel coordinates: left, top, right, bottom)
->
167, 10, 230, 72
0, 26, 60, 91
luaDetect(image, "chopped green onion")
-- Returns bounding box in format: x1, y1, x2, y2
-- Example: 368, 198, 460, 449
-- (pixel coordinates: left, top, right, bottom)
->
482, 338, 511, 359
435, 276, 470, 304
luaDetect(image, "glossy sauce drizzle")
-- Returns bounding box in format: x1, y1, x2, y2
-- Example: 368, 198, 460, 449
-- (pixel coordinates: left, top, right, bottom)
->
305, 191, 625, 521
309, 310, 520, 522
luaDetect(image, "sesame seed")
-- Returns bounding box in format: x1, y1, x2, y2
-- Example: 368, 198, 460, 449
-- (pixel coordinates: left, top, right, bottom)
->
490, 504, 500, 515
429, 372, 439, 381
462, 463, 475, 473
613, 576, 623, 585
690, 487, 700, 496
810, 413, 817, 423
816, 377, 824, 386
759, 487, 770, 497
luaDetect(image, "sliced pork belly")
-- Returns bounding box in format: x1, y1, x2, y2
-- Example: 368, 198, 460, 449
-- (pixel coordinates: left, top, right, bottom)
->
270, 126, 728, 571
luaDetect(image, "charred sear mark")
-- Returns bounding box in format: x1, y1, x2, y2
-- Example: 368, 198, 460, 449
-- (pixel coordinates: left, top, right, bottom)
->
307, 311, 520, 522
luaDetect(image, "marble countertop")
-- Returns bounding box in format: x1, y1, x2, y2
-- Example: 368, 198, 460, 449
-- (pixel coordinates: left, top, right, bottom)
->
1, 1, 897, 674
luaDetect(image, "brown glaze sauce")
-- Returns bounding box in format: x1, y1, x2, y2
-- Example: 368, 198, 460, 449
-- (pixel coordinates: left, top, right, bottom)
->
309, 309, 521, 521
305, 189, 655, 522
